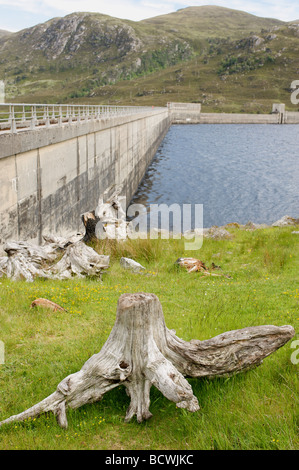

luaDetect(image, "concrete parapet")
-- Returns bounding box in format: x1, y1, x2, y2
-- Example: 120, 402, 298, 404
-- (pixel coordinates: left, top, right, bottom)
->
167, 102, 292, 124
198, 113, 280, 124
285, 111, 299, 124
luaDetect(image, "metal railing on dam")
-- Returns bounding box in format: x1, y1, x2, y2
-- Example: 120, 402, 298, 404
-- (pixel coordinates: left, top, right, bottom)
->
1, 102, 298, 132
0, 103, 158, 134
0, 104, 171, 245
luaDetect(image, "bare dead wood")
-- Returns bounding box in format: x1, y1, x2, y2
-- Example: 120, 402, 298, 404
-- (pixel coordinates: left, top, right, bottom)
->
176, 257, 207, 273
30, 298, 66, 312
175, 257, 229, 278
50, 242, 110, 280
81, 211, 99, 243
1, 239, 110, 281
0, 293, 295, 429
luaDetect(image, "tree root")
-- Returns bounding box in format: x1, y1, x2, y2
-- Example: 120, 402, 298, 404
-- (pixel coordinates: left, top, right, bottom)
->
0, 293, 295, 429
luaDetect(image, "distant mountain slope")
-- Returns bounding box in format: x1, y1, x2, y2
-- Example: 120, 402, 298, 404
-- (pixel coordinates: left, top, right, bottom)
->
0, 29, 12, 38
0, 11, 194, 89
0, 6, 297, 112
141, 6, 283, 40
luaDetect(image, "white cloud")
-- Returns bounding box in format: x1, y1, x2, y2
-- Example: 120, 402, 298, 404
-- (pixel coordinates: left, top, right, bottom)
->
7, 0, 174, 21
0, 0, 298, 29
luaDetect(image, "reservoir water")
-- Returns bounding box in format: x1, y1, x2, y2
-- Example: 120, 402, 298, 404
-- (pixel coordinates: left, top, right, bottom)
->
129, 124, 299, 229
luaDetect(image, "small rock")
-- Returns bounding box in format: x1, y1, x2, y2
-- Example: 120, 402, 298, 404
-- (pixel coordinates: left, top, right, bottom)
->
272, 215, 299, 227
244, 221, 268, 230
204, 226, 232, 240
120, 257, 145, 273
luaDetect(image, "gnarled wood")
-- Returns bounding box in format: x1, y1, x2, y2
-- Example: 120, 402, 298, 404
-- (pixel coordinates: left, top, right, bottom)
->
1, 239, 109, 281
0, 293, 295, 429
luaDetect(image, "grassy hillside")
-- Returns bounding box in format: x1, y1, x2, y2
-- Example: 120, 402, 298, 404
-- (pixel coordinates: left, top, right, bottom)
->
0, 225, 298, 449
0, 6, 298, 112
142, 6, 283, 40
0, 30, 11, 38
88, 23, 299, 113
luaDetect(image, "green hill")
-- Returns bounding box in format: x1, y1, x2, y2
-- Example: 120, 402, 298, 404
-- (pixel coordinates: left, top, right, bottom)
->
0, 30, 12, 38
141, 6, 283, 39
0, 6, 298, 112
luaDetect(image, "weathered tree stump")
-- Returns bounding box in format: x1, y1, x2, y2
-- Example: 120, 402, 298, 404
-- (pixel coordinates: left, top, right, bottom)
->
81, 211, 99, 243
0, 293, 295, 429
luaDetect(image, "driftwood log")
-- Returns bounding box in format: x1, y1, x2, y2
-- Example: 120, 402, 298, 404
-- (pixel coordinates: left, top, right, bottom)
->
30, 298, 67, 312
0, 293, 295, 429
0, 238, 109, 282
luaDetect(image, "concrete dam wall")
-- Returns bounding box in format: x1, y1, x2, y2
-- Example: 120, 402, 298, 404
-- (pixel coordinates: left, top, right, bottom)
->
169, 102, 299, 124
0, 101, 298, 248
0, 108, 170, 246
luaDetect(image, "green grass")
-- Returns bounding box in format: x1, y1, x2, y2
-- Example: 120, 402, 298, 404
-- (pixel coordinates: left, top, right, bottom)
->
0, 225, 298, 449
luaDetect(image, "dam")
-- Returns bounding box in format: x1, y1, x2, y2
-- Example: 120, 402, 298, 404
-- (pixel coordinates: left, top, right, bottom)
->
0, 101, 298, 246
0, 104, 170, 245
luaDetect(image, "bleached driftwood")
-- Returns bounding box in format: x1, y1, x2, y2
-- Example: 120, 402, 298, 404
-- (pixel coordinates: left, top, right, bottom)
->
175, 257, 208, 273
0, 257, 7, 277
3, 241, 53, 282
0, 238, 109, 282
175, 257, 229, 277
0, 293, 294, 429
50, 242, 109, 280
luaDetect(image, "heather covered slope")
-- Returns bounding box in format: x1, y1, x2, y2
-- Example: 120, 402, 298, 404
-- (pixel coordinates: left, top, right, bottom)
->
0, 6, 298, 112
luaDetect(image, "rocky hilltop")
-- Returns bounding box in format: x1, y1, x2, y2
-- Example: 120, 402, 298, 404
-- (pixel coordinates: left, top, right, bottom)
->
18, 13, 143, 61
0, 11, 193, 89
0, 6, 298, 110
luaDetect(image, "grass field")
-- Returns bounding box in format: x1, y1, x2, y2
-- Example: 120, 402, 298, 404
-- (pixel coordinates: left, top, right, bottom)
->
0, 225, 298, 450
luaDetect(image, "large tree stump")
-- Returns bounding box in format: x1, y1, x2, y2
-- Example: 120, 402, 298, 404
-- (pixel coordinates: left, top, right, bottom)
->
0, 293, 295, 429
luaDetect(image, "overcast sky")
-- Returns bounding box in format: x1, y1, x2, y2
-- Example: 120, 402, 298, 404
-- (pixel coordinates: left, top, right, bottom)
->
0, 0, 298, 32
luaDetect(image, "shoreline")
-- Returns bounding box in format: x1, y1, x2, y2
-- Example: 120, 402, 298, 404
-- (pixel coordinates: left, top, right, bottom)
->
0, 215, 298, 259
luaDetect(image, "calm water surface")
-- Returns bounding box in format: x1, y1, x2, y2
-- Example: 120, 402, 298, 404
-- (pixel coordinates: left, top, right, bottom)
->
130, 124, 299, 228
